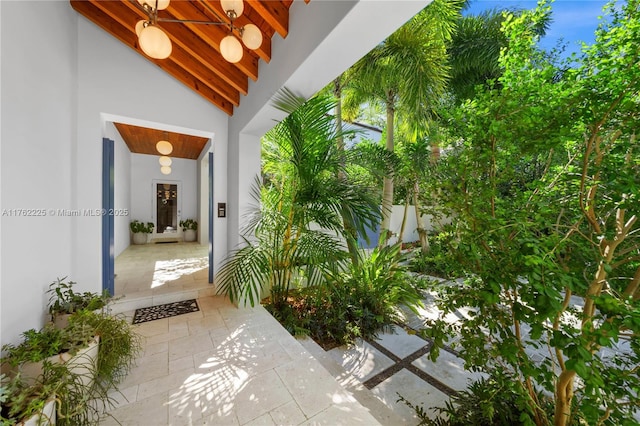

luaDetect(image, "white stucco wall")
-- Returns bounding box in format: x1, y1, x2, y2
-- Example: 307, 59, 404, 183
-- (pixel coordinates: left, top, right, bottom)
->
130, 153, 198, 237
0, 0, 431, 347
74, 16, 228, 290
0, 1, 78, 344
0, 1, 228, 347
106, 122, 132, 258
388, 205, 451, 245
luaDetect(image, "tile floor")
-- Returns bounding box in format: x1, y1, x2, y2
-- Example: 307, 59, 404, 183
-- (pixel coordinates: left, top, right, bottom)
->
103, 243, 391, 425
113, 242, 215, 314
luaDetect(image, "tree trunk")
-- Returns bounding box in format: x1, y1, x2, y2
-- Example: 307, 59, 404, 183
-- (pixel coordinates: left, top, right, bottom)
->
554, 369, 576, 426
398, 198, 409, 247
333, 77, 360, 265
378, 97, 395, 247
413, 180, 430, 253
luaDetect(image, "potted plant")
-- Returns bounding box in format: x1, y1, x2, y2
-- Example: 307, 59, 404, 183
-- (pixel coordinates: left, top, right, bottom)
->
47, 277, 110, 329
73, 310, 142, 386
0, 320, 99, 389
179, 219, 198, 242
130, 220, 154, 245
1, 372, 58, 425
1, 310, 141, 425
1, 359, 103, 425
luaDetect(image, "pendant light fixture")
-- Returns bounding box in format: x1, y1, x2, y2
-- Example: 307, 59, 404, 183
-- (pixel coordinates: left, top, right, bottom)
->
133, 0, 263, 63
159, 156, 172, 167
156, 140, 173, 155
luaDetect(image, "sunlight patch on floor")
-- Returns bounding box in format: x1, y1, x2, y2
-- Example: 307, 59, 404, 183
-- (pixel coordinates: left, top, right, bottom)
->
151, 257, 208, 288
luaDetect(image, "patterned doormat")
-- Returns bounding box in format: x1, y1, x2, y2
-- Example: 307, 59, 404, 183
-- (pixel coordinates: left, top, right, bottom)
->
132, 299, 199, 324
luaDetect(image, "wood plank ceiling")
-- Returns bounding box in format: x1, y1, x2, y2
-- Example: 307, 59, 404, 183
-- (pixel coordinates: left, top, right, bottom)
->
70, 0, 301, 116
114, 123, 209, 159
72, 0, 307, 159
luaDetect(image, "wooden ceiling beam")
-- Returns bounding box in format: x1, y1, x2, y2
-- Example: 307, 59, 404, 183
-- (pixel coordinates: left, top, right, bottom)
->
137, 57, 235, 114
71, 0, 234, 114
119, 0, 251, 94
88, 0, 241, 105
70, 0, 301, 116
169, 1, 265, 79
246, 0, 289, 38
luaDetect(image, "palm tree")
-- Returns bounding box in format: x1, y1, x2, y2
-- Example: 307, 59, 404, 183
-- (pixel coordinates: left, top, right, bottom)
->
396, 130, 436, 253
343, 0, 464, 248
447, 6, 551, 102
216, 90, 380, 307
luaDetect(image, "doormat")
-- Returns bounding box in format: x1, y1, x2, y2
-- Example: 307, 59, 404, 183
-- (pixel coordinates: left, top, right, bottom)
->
132, 299, 199, 324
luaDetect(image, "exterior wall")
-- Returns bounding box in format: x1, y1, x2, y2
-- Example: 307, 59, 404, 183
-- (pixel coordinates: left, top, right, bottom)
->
0, 0, 430, 347
107, 122, 132, 258
0, 2, 228, 347
388, 205, 451, 245
0, 1, 78, 344
130, 153, 198, 240
74, 16, 228, 290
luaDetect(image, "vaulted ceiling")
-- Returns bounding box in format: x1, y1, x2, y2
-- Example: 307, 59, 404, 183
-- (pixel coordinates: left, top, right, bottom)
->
70, 0, 305, 116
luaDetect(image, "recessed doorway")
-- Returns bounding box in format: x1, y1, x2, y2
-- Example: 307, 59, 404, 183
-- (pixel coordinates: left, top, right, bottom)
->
152, 179, 182, 242
156, 183, 178, 234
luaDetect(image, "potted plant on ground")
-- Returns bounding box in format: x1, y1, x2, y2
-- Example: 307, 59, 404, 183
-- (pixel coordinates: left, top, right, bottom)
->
1, 309, 141, 425
179, 219, 198, 242
130, 220, 154, 245
47, 277, 111, 329
0, 320, 99, 389
68, 309, 142, 386
1, 371, 59, 425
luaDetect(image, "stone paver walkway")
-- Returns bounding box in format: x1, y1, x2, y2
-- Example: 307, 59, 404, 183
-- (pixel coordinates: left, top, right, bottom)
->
299, 277, 488, 426
101, 296, 387, 425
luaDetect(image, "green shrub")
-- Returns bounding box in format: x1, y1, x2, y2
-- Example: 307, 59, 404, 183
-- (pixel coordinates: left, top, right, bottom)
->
179, 219, 198, 231
398, 371, 554, 426
409, 231, 463, 279
129, 220, 154, 233
266, 244, 424, 347
47, 277, 110, 316
68, 310, 142, 385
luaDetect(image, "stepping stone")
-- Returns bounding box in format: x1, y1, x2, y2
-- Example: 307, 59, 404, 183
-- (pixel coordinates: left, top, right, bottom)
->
370, 368, 448, 424
327, 339, 395, 383
373, 325, 427, 359
412, 349, 487, 392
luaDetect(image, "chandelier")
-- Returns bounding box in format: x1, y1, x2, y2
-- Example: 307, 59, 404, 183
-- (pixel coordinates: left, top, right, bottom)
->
134, 0, 263, 63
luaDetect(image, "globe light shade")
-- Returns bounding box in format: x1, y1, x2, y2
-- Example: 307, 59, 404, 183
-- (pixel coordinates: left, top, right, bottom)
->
139, 25, 172, 60
242, 24, 262, 50
221, 0, 244, 17
160, 166, 172, 175
138, 0, 170, 10
159, 156, 172, 167
220, 35, 243, 63
135, 20, 147, 37
156, 140, 173, 155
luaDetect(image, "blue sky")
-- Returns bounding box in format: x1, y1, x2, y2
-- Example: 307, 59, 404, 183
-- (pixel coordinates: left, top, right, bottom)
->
465, 0, 610, 56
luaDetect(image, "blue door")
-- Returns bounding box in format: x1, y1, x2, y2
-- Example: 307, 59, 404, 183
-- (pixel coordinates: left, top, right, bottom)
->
208, 152, 214, 283
102, 138, 115, 295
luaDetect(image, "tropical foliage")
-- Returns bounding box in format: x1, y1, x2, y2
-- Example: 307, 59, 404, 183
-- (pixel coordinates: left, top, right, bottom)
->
343, 0, 465, 247
271, 244, 423, 347
419, 1, 640, 424
216, 90, 380, 307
